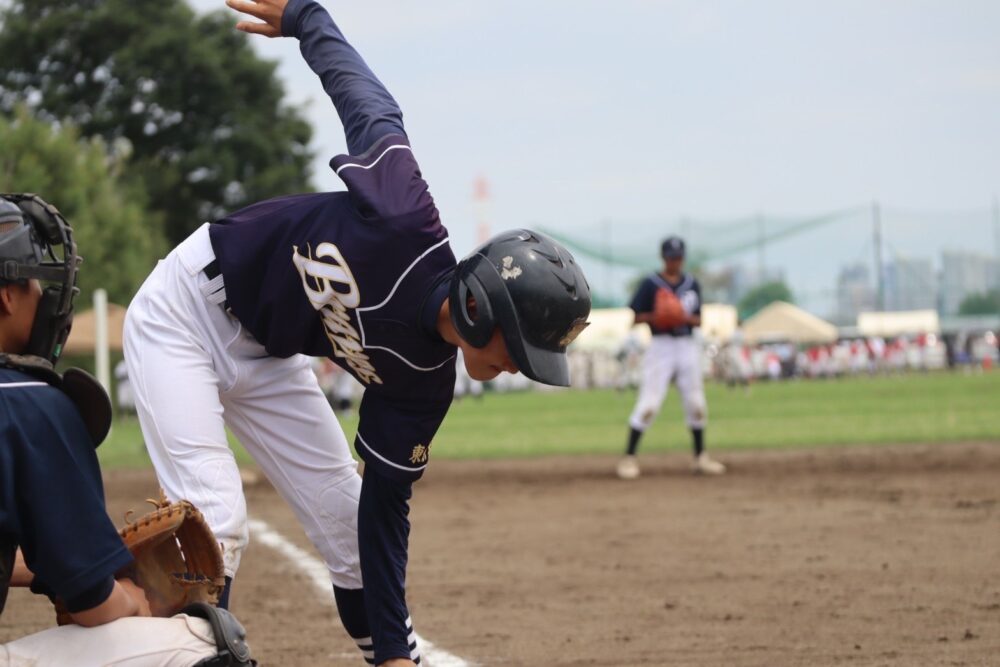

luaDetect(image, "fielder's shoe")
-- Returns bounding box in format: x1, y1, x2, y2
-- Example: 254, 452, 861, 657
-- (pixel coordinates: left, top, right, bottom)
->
692, 453, 726, 475
616, 455, 640, 480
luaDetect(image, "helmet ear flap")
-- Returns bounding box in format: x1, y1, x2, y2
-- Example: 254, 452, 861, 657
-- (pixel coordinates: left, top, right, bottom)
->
449, 268, 496, 348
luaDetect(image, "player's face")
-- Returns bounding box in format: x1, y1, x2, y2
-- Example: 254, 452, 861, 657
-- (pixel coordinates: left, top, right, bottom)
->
664, 256, 684, 274
460, 327, 520, 381
0, 279, 42, 354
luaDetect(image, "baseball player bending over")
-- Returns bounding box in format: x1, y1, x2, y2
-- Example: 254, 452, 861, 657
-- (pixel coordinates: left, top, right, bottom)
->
123, 1, 592, 665
0, 195, 254, 666
616, 236, 725, 480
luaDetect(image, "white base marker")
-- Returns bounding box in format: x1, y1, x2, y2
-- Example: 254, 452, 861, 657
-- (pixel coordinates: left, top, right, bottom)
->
247, 518, 473, 667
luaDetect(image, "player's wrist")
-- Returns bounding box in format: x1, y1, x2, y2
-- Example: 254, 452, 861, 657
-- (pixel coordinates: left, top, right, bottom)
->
118, 578, 153, 617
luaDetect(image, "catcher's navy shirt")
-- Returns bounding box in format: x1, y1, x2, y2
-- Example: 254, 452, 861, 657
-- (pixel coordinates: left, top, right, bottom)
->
0, 367, 132, 614
630, 272, 702, 337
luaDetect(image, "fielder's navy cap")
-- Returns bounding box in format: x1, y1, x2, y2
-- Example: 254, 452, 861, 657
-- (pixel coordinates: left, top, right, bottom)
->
661, 236, 685, 259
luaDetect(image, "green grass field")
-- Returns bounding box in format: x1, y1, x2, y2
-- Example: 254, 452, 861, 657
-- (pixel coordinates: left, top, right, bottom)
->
98, 371, 1000, 469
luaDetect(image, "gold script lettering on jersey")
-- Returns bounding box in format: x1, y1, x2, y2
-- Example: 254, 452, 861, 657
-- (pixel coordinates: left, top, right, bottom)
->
292, 242, 383, 385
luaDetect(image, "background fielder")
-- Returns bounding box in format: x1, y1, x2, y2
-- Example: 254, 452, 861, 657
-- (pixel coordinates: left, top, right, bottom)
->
617, 236, 725, 479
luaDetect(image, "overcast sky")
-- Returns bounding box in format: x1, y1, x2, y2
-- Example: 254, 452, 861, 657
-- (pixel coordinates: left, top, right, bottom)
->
189, 0, 1000, 309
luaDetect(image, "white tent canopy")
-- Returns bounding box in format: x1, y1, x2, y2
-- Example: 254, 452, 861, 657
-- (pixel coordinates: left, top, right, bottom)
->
64, 303, 127, 354
743, 301, 838, 345
571, 303, 739, 352
857, 310, 940, 337
571, 308, 649, 352
700, 303, 738, 342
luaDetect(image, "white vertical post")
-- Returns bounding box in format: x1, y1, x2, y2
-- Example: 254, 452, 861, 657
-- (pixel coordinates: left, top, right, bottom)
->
93, 288, 110, 394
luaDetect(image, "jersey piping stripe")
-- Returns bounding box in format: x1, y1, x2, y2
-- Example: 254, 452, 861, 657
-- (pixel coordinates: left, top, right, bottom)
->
334, 144, 412, 175
356, 432, 428, 473
356, 237, 456, 372
359, 238, 451, 312
0, 381, 48, 389
362, 345, 455, 372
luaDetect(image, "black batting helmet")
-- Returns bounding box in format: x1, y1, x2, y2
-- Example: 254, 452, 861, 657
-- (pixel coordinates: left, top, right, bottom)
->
449, 229, 591, 387
0, 193, 80, 364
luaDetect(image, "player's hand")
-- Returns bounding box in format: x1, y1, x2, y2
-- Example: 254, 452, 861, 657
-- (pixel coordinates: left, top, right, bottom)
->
226, 0, 288, 38
117, 578, 153, 617
10, 549, 34, 587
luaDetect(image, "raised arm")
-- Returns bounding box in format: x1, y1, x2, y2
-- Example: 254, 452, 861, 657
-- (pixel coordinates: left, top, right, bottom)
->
228, 0, 406, 155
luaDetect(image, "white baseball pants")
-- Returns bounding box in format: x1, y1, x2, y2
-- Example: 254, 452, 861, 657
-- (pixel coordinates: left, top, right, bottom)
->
0, 615, 216, 666
628, 335, 707, 432
123, 224, 363, 589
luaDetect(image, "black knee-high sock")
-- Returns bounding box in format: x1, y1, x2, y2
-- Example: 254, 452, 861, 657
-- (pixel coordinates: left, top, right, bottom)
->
692, 428, 704, 457
626, 427, 643, 456
334, 585, 374, 665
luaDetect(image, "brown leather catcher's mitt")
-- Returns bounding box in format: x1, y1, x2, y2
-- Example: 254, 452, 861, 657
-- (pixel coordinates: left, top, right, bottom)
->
118, 494, 226, 617
652, 287, 688, 329
54, 494, 224, 624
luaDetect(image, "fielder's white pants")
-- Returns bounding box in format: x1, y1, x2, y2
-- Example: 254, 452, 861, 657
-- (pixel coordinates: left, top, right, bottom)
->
629, 335, 707, 432
124, 224, 363, 589
0, 615, 216, 666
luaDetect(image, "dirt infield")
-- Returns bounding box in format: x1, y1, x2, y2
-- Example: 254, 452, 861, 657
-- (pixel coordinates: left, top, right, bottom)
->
4, 442, 999, 666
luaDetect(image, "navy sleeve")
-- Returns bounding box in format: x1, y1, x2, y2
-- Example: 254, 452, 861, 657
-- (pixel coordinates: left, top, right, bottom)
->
0, 386, 133, 604
63, 576, 115, 613
629, 277, 656, 314
692, 278, 702, 316
282, 0, 405, 155
353, 392, 448, 483
331, 134, 436, 222
358, 469, 416, 665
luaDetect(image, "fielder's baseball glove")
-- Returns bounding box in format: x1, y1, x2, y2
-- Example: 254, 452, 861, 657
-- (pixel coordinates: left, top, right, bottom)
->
652, 287, 688, 329
55, 493, 225, 624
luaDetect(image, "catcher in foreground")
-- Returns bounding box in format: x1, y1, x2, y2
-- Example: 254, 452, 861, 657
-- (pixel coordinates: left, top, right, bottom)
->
615, 235, 726, 480
0, 194, 255, 666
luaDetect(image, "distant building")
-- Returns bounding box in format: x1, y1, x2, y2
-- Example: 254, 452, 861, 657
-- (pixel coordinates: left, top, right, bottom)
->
940, 251, 1000, 315
885, 256, 936, 311
835, 262, 875, 324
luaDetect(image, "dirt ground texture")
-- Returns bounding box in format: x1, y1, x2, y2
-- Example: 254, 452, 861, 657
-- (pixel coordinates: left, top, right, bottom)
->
3, 442, 999, 666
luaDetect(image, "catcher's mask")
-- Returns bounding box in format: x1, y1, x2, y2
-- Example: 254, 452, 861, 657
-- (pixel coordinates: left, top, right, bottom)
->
449, 229, 591, 387
0, 193, 80, 365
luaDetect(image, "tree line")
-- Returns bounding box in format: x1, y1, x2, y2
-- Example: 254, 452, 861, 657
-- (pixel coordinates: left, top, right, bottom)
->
0, 0, 314, 308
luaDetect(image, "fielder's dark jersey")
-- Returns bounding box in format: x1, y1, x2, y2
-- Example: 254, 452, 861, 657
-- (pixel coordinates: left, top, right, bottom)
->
0, 367, 133, 616
630, 272, 702, 337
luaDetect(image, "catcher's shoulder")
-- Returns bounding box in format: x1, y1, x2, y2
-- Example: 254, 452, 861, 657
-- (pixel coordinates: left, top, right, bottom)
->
0, 367, 71, 411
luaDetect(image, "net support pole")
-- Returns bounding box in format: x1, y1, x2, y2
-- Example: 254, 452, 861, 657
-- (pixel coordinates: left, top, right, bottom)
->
93, 288, 111, 394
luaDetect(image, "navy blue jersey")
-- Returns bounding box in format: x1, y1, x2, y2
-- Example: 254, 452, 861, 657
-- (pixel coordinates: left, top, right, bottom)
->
630, 273, 702, 336
210, 2, 455, 659
0, 367, 133, 615
211, 137, 456, 483
210, 2, 458, 484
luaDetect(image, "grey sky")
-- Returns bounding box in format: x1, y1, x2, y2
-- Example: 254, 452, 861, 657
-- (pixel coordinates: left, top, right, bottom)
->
189, 0, 1000, 311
